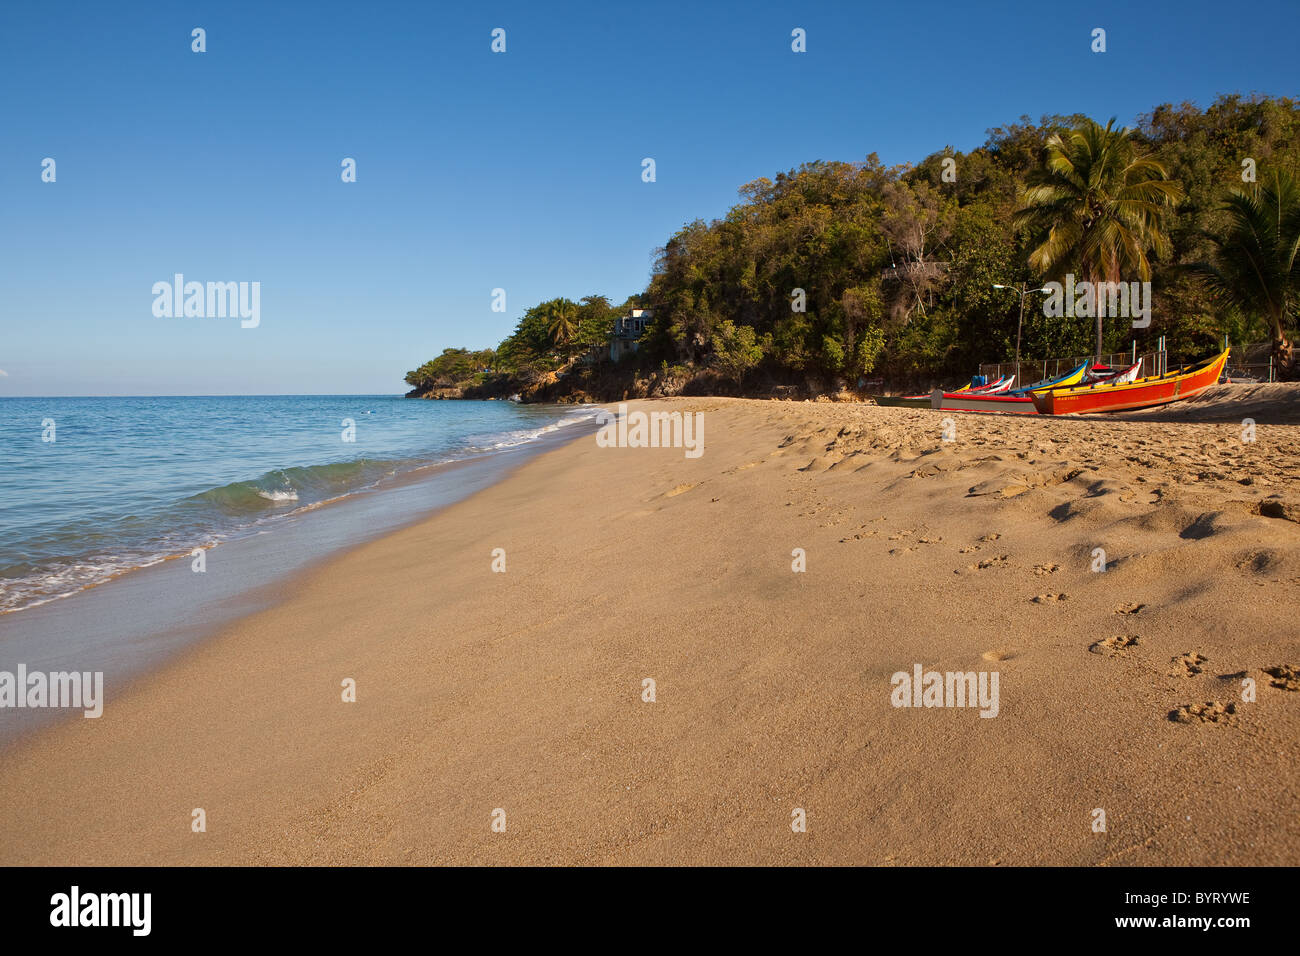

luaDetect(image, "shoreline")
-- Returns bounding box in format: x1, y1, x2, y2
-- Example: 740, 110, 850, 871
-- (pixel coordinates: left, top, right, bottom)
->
0, 415, 602, 748
1, 396, 1297, 865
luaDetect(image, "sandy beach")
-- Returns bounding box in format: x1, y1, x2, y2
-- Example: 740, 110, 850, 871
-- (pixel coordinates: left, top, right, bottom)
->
2, 394, 1298, 866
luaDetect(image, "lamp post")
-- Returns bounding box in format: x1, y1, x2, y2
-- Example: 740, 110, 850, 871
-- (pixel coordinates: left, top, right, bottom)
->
993, 282, 1052, 386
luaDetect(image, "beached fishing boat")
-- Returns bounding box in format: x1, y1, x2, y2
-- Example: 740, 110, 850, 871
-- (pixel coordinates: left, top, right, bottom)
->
1080, 359, 1143, 385
872, 394, 936, 408
874, 374, 1014, 407
1007, 361, 1089, 395
873, 395, 930, 408
1030, 350, 1229, 415
931, 360, 1142, 415
929, 362, 1087, 414
977, 374, 1017, 394
1087, 358, 1142, 386
930, 390, 1039, 414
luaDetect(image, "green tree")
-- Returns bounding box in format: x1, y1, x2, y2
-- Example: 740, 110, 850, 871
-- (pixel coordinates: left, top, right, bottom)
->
839, 281, 887, 376
542, 298, 580, 353
1014, 118, 1183, 358
404, 347, 497, 391
496, 304, 556, 373
709, 320, 764, 386
1189, 169, 1300, 376
576, 295, 616, 348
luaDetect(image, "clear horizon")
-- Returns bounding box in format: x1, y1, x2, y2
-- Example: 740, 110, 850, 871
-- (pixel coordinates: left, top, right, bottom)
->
2, 0, 1296, 396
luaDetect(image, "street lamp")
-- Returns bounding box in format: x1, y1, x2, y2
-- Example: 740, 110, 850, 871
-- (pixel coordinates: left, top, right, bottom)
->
993, 282, 1052, 386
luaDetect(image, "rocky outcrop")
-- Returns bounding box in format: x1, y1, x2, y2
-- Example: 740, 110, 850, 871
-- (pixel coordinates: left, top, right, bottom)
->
405, 385, 466, 399
403, 359, 863, 404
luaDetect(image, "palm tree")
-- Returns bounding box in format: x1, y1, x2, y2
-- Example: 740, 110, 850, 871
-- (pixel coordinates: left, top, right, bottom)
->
1189, 169, 1299, 378
1014, 118, 1183, 358
543, 299, 579, 354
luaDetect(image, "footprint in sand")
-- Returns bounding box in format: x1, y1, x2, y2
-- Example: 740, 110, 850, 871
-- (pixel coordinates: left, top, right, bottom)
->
1032, 592, 1068, 604
1169, 701, 1237, 724
1033, 563, 1060, 576
1170, 652, 1208, 677
838, 530, 880, 543
1235, 550, 1279, 573
969, 555, 1009, 570
1115, 602, 1146, 615
1263, 665, 1299, 691
1090, 635, 1138, 656
958, 545, 979, 554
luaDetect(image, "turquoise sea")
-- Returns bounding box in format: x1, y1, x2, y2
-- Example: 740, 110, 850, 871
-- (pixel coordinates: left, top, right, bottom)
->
0, 396, 597, 615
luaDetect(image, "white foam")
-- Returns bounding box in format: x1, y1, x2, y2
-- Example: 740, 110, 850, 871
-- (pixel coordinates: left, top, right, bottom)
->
257, 489, 300, 502
470, 409, 601, 451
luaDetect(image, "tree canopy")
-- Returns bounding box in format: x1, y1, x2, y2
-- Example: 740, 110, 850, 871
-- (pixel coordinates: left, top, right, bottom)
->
408, 93, 1300, 394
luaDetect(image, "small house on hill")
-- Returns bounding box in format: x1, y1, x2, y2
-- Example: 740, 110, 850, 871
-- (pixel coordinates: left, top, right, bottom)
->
610, 309, 652, 362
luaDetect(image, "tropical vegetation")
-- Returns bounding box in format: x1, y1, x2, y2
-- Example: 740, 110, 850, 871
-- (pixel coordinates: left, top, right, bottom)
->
1013, 118, 1183, 358
406, 94, 1300, 398
1189, 168, 1300, 376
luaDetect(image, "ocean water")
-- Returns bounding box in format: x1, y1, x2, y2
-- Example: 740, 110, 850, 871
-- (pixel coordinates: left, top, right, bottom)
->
0, 396, 597, 615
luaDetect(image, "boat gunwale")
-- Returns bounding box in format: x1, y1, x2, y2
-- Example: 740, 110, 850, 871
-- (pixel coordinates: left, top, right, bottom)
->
1045, 350, 1227, 398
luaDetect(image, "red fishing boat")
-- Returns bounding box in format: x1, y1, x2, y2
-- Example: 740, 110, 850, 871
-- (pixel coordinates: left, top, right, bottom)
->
1030, 350, 1229, 415
931, 360, 1141, 415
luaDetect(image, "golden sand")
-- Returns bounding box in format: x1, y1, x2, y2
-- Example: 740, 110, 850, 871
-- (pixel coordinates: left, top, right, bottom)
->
1, 394, 1298, 865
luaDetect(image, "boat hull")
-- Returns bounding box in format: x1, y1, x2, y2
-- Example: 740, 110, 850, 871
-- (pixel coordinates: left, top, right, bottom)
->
875, 373, 1014, 407
872, 395, 932, 408
1031, 351, 1229, 415
931, 391, 1037, 414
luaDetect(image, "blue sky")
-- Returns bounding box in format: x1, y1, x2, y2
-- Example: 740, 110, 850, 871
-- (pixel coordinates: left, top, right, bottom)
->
1, 0, 1295, 395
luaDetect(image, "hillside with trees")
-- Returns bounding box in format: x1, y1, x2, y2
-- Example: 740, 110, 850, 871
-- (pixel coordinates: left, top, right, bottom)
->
407, 93, 1300, 401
